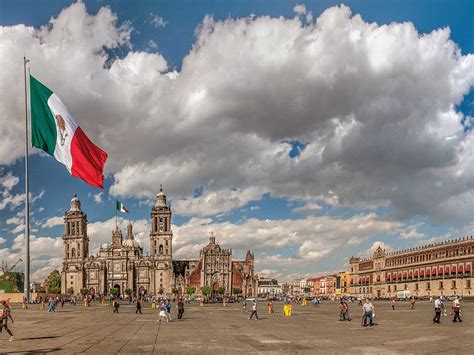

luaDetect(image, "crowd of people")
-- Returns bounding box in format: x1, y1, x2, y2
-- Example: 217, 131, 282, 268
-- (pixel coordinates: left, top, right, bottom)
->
0, 293, 467, 342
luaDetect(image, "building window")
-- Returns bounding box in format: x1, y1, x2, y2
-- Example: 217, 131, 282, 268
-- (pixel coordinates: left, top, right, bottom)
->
452, 280, 456, 289
426, 282, 430, 290
159, 245, 163, 254
160, 273, 163, 276
394, 285, 397, 291
404, 284, 407, 290
439, 281, 443, 289
467, 280, 471, 288
70, 275, 73, 280
388, 285, 391, 292
415, 283, 418, 290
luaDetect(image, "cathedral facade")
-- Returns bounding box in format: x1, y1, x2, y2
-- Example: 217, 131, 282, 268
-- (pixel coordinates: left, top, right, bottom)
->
60, 189, 255, 297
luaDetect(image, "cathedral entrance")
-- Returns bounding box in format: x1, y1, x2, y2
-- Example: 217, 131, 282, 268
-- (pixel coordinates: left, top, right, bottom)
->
212, 282, 220, 296
113, 284, 121, 296
139, 286, 146, 296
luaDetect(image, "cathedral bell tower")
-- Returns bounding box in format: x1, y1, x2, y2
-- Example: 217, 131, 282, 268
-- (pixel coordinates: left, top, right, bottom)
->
150, 185, 173, 294
150, 185, 172, 258
61, 194, 89, 294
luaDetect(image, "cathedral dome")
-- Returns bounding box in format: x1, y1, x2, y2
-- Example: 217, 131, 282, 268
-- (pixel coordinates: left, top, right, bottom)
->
155, 185, 167, 207
123, 238, 141, 248
69, 194, 81, 212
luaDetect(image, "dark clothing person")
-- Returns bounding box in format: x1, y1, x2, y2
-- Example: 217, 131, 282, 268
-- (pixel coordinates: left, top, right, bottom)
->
177, 300, 184, 320
136, 299, 142, 314
0, 301, 14, 341
113, 299, 120, 313
249, 301, 259, 320
433, 298, 441, 324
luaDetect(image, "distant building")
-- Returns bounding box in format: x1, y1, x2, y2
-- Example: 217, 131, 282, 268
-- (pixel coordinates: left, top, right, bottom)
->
256, 277, 282, 297
349, 237, 474, 298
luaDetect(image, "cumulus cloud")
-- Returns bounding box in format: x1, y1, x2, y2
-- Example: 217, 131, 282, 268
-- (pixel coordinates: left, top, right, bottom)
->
172, 213, 401, 271
93, 192, 103, 203
42, 216, 64, 228
0, 237, 6, 245
292, 202, 322, 215
0, 2, 473, 229
400, 228, 425, 240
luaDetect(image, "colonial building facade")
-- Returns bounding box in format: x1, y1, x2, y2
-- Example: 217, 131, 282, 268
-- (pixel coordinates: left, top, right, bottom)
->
349, 237, 474, 298
60, 189, 255, 297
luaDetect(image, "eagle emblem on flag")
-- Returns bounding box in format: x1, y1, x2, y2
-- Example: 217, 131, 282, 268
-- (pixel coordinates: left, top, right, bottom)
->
55, 114, 68, 146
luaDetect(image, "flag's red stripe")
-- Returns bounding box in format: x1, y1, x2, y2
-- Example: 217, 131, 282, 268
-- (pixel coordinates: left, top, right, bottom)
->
124, 207, 129, 213
70, 127, 108, 189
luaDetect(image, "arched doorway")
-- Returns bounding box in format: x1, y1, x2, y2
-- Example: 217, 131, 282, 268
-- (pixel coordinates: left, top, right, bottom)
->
114, 284, 121, 296
212, 282, 220, 296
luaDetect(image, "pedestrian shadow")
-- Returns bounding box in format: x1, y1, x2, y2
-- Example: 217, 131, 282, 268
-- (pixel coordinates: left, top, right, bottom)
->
4, 347, 61, 353
20, 335, 61, 340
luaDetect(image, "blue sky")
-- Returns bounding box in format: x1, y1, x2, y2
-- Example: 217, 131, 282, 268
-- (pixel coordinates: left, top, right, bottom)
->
0, 0, 473, 281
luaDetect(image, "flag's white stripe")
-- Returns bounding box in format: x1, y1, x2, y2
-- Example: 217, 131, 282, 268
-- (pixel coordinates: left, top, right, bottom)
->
47, 93, 78, 173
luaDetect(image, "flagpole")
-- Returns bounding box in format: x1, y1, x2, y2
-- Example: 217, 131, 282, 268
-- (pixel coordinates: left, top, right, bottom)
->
115, 199, 118, 229
23, 56, 31, 301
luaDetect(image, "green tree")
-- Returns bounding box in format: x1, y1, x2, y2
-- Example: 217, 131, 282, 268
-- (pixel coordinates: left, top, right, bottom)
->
44, 270, 61, 294
232, 287, 242, 295
186, 287, 196, 296
217, 287, 225, 295
201, 285, 212, 296
109, 287, 119, 296
80, 288, 88, 296
125, 288, 132, 297
67, 287, 74, 295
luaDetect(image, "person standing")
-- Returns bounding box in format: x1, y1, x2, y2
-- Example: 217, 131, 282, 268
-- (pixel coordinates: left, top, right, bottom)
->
166, 300, 173, 321
158, 301, 168, 322
177, 298, 184, 320
339, 300, 351, 321
410, 297, 416, 310
452, 297, 462, 323
391, 297, 396, 310
433, 297, 441, 324
361, 298, 374, 327
241, 298, 247, 312
0, 301, 14, 341
249, 300, 259, 320
136, 297, 142, 314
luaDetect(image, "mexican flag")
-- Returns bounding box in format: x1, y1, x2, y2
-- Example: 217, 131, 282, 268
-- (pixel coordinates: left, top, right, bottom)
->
116, 200, 129, 213
30, 75, 108, 189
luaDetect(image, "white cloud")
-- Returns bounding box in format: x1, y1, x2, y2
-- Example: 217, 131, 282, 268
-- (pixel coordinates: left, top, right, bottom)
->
148, 39, 158, 49
0, 2, 472, 228
292, 202, 322, 215
172, 213, 401, 272
0, 237, 6, 245
93, 192, 103, 203
150, 13, 167, 28
42, 216, 64, 228
400, 229, 425, 240
293, 4, 307, 16
6, 217, 23, 225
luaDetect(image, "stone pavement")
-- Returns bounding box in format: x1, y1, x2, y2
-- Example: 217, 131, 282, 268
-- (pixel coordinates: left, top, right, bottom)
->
1, 300, 473, 354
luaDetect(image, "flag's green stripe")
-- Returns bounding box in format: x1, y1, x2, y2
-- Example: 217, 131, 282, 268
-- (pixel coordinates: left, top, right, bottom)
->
30, 75, 56, 156
116, 201, 121, 211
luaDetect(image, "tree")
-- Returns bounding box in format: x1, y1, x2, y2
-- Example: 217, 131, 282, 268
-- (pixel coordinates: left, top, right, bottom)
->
109, 287, 119, 296
50, 287, 61, 294
80, 288, 88, 296
125, 288, 132, 298
217, 287, 225, 295
201, 285, 212, 296
232, 288, 242, 295
67, 287, 74, 295
44, 270, 61, 294
186, 287, 196, 296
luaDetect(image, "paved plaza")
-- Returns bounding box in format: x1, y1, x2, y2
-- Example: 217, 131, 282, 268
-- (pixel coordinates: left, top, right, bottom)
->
1, 300, 473, 354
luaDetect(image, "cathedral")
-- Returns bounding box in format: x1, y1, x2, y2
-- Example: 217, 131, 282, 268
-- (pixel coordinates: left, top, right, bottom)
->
60, 188, 256, 297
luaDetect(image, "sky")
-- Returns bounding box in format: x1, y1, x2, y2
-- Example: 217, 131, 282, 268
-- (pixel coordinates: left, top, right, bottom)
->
0, 0, 473, 282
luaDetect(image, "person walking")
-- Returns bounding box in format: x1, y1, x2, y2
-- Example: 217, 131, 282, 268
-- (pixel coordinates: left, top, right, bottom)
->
433, 297, 441, 324
136, 297, 142, 314
177, 298, 184, 320
339, 300, 351, 321
166, 300, 173, 321
241, 298, 247, 312
47, 297, 55, 313
158, 301, 169, 322
267, 300, 274, 315
249, 300, 259, 320
361, 298, 374, 327
410, 297, 416, 310
391, 297, 396, 310
0, 301, 14, 341
113, 297, 120, 313
452, 297, 462, 323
